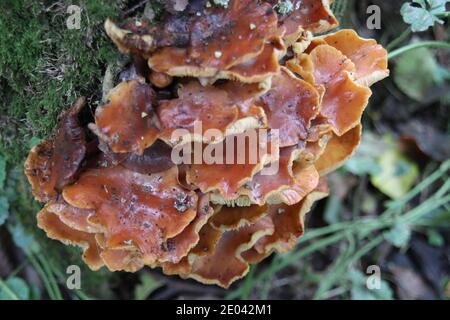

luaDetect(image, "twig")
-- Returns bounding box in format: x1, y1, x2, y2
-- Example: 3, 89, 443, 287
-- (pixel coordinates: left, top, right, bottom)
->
388, 41, 450, 60
386, 28, 411, 51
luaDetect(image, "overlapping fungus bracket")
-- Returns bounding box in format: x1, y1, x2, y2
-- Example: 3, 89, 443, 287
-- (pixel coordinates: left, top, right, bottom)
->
157, 81, 266, 146
270, 0, 338, 43
25, 97, 87, 202
90, 79, 159, 155
122, 0, 278, 59
254, 178, 329, 255
304, 45, 372, 136
185, 129, 280, 200
256, 67, 320, 147
236, 146, 320, 206
309, 29, 390, 86
37, 205, 104, 270
106, 0, 282, 83
62, 166, 198, 264
45, 198, 100, 234
25, 0, 389, 288
173, 214, 275, 287
121, 140, 176, 175
181, 0, 279, 69
217, 38, 285, 84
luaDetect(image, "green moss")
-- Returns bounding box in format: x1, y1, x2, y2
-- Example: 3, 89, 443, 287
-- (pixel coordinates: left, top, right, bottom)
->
0, 0, 128, 297
0, 0, 123, 164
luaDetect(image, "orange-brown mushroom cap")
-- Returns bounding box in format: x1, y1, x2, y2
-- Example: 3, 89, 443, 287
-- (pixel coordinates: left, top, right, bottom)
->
99, 247, 144, 273
121, 140, 175, 175
46, 198, 101, 234
208, 38, 286, 84
185, 129, 280, 199
254, 178, 329, 254
37, 206, 104, 270
311, 29, 389, 87
210, 205, 268, 231
247, 150, 320, 206
315, 124, 362, 175
62, 166, 198, 265
146, 0, 280, 82
155, 193, 216, 265
25, 97, 87, 202
180, 214, 274, 288
210, 146, 319, 206
90, 79, 159, 155
162, 222, 223, 276
157, 81, 267, 146
256, 67, 320, 147
95, 234, 145, 272
25, 141, 61, 203
269, 0, 338, 44
290, 45, 372, 136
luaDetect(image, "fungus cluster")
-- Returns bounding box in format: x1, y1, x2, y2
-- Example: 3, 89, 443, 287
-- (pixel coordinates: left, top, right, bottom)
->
25, 0, 388, 288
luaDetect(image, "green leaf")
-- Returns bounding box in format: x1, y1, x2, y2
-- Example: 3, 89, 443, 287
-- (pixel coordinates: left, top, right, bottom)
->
384, 223, 412, 248
134, 272, 161, 300
401, 0, 449, 32
9, 222, 40, 254
370, 149, 419, 200
426, 229, 445, 247
347, 268, 367, 284
344, 133, 385, 176
375, 281, 395, 300
427, 0, 450, 13
0, 277, 31, 300
345, 157, 381, 176
351, 285, 377, 300
394, 47, 443, 101
0, 196, 9, 226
